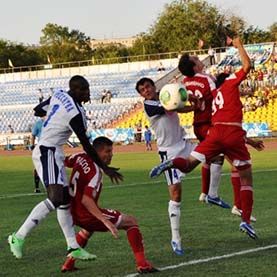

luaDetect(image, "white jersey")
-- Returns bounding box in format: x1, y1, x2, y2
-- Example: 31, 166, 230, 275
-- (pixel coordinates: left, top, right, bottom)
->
39, 90, 87, 147
144, 99, 186, 151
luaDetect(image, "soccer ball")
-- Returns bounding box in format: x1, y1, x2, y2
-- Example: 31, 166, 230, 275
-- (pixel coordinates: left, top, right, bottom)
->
159, 83, 188, 111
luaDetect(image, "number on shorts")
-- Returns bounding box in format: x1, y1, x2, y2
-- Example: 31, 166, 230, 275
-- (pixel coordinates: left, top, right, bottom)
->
173, 169, 178, 179
212, 90, 224, 115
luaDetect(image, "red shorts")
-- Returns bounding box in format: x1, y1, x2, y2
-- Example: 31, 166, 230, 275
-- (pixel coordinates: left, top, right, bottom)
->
194, 123, 210, 142
73, 208, 122, 232
191, 125, 251, 168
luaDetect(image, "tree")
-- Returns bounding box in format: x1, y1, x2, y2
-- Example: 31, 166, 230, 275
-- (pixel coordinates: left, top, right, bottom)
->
0, 39, 43, 68
39, 23, 93, 63
92, 43, 129, 63
268, 22, 277, 41
243, 25, 271, 44
130, 0, 242, 54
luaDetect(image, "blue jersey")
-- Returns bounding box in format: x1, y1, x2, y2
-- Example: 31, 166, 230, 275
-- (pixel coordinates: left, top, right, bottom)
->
32, 119, 44, 141
144, 129, 152, 142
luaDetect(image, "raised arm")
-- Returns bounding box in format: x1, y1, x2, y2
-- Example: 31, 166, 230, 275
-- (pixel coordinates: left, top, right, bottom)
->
33, 97, 51, 117
232, 37, 251, 74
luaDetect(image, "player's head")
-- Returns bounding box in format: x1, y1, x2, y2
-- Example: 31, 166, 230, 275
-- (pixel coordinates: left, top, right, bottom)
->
69, 75, 90, 104
178, 54, 204, 77
215, 73, 230, 88
92, 136, 113, 165
136, 78, 157, 100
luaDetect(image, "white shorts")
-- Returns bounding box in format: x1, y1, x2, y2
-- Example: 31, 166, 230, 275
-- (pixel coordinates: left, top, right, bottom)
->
158, 140, 197, 185
32, 145, 68, 187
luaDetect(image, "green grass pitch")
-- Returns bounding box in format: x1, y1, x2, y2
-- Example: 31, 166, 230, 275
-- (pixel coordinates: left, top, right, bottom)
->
1, 147, 277, 276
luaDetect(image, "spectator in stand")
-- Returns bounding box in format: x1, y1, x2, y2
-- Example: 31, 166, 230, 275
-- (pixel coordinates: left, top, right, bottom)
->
157, 62, 166, 72
38, 89, 44, 103
257, 69, 264, 87
8, 124, 14, 134
208, 46, 216, 65
101, 89, 107, 103
106, 90, 112, 103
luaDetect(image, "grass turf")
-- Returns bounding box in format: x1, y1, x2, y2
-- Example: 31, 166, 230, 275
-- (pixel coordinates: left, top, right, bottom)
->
0, 148, 277, 276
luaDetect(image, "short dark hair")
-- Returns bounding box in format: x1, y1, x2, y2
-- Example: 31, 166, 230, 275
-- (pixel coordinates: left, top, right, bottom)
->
215, 73, 230, 88
92, 136, 113, 150
69, 75, 89, 91
178, 54, 196, 77
135, 77, 155, 93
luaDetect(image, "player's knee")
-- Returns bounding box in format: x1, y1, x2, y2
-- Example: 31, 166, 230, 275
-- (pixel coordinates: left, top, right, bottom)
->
120, 214, 138, 229
48, 195, 63, 208
169, 184, 182, 202
212, 155, 224, 166
47, 185, 64, 208
127, 215, 138, 226
61, 187, 71, 205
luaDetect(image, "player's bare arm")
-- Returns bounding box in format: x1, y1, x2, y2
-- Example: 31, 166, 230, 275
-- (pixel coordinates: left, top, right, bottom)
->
246, 138, 265, 151
33, 97, 51, 117
232, 37, 251, 74
69, 114, 123, 183
81, 194, 119, 239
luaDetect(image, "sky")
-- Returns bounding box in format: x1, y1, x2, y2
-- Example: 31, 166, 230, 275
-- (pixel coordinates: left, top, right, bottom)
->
0, 0, 276, 45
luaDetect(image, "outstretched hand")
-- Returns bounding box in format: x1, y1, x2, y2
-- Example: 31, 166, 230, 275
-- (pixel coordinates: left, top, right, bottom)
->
246, 138, 265, 151
251, 140, 265, 151
103, 219, 119, 239
104, 166, 123, 184
188, 93, 201, 110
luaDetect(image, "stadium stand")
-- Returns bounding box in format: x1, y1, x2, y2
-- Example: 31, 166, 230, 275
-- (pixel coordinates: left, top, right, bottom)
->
0, 66, 175, 134
0, 43, 276, 148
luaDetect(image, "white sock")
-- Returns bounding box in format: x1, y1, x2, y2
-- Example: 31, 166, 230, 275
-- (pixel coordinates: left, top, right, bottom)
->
208, 163, 222, 198
168, 200, 181, 243
16, 199, 54, 239
57, 205, 79, 249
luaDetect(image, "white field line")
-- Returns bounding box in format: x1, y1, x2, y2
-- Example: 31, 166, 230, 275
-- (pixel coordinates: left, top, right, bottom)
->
0, 168, 276, 200
125, 244, 277, 277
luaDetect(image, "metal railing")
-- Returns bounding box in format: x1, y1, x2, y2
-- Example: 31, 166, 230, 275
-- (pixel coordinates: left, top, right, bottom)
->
0, 41, 275, 75
0, 47, 226, 75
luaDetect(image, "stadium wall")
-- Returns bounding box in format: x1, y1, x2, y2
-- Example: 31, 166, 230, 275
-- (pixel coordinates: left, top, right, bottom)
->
0, 58, 179, 83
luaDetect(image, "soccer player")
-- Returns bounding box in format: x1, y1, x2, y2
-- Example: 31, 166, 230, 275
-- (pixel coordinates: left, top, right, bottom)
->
30, 116, 45, 193
179, 54, 228, 208
61, 136, 158, 274
8, 75, 122, 260
230, 138, 264, 221
150, 37, 257, 239
144, 125, 152, 151
136, 77, 198, 255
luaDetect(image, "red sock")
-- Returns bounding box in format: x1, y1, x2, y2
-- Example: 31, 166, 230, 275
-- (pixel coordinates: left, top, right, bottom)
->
76, 230, 92, 248
201, 164, 210, 195
172, 157, 189, 173
240, 185, 253, 224
231, 170, 241, 209
126, 226, 145, 266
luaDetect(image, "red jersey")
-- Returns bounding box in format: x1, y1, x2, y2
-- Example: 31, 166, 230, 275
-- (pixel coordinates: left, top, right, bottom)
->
65, 152, 103, 220
212, 68, 247, 124
183, 73, 215, 125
